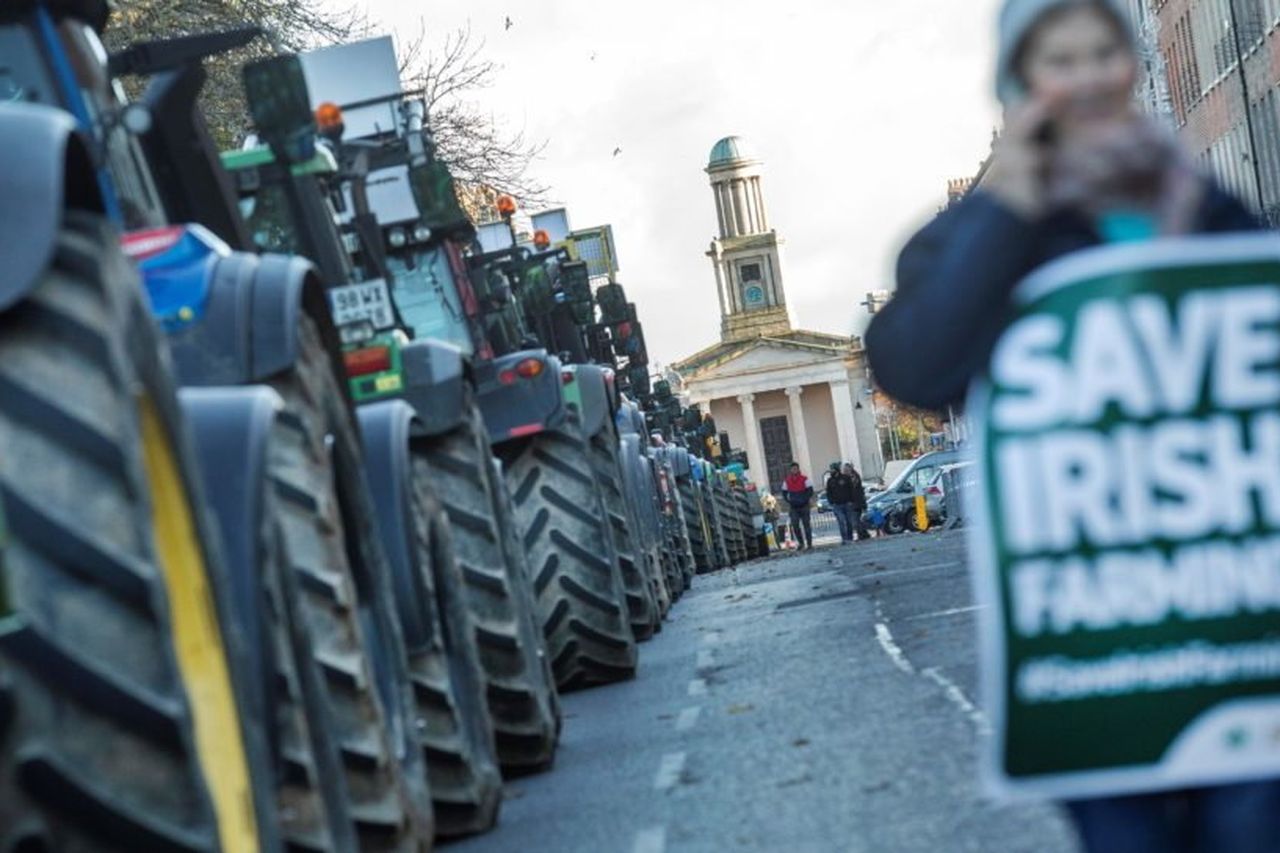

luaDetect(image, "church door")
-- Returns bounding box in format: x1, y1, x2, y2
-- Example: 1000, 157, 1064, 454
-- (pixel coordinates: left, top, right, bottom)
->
759, 415, 793, 493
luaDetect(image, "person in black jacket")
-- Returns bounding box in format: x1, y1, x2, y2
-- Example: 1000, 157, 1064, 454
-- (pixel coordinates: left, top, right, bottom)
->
868, 4, 1258, 413
825, 464, 858, 544
846, 464, 871, 541
866, 1, 1277, 851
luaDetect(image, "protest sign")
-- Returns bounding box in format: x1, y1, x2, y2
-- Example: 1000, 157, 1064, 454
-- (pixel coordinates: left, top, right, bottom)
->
970, 235, 1280, 799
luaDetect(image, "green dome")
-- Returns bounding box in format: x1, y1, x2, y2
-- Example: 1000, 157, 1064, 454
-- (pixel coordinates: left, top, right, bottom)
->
709, 136, 754, 166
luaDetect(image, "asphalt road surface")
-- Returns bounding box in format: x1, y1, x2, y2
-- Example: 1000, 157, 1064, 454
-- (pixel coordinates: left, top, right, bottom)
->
453, 530, 1082, 853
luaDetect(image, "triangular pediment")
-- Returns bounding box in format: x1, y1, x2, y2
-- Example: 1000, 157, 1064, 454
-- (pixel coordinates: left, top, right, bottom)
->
674, 331, 858, 381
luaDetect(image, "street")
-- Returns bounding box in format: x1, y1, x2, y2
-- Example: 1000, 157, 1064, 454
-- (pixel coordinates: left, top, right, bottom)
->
453, 531, 1081, 853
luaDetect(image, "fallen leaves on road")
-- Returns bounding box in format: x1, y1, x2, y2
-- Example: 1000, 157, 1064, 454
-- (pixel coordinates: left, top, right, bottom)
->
724, 593, 753, 603
792, 737, 811, 747
726, 703, 755, 715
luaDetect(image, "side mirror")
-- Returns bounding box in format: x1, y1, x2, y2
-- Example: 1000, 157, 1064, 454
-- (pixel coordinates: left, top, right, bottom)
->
243, 55, 316, 165
898, 482, 914, 494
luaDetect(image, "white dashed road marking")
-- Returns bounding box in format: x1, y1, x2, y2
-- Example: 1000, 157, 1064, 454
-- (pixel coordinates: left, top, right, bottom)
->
875, 622, 915, 675
676, 706, 702, 733
654, 752, 687, 792
905, 604, 985, 621
687, 678, 708, 697
922, 667, 992, 735
632, 826, 667, 853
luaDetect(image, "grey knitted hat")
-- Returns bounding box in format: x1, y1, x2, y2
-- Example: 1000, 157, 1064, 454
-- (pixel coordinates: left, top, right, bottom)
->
996, 0, 1135, 104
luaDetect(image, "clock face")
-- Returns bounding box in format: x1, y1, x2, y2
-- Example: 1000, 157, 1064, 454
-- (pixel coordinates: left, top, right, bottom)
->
744, 284, 765, 307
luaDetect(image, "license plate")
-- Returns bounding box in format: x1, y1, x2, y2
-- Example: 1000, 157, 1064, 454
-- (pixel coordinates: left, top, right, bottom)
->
329, 279, 395, 330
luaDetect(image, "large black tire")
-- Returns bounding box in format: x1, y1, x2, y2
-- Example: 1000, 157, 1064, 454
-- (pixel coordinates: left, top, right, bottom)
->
187, 400, 357, 853
735, 490, 757, 560
585, 430, 658, 642
0, 213, 266, 851
421, 404, 558, 775
267, 318, 433, 850
504, 414, 638, 691
403, 451, 502, 838
258, 466, 359, 853
679, 477, 711, 574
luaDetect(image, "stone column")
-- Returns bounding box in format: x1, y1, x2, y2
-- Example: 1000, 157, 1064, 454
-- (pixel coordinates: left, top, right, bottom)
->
732, 180, 749, 235
737, 394, 767, 489
829, 378, 864, 471
785, 386, 814, 478
711, 244, 728, 317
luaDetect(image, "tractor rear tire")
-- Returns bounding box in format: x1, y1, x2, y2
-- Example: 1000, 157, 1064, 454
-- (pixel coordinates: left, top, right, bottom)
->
586, 430, 658, 642
679, 478, 710, 574
404, 452, 502, 838
505, 414, 637, 691
0, 213, 260, 851
422, 404, 559, 776
268, 318, 434, 849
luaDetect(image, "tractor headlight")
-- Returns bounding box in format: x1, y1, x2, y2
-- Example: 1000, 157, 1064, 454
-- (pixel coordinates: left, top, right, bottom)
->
413, 224, 432, 243
388, 228, 408, 249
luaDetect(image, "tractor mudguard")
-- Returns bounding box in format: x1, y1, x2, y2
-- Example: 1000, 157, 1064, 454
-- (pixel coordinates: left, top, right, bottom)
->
166, 250, 348, 395
356, 400, 433, 652
398, 338, 468, 438
565, 363, 612, 441
0, 103, 101, 312
178, 385, 283, 770
476, 349, 567, 445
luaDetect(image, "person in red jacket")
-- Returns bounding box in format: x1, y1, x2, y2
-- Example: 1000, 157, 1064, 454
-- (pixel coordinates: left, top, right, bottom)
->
781, 462, 815, 551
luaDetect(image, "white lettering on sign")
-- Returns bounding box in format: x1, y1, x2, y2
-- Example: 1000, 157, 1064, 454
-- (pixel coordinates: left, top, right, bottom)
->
998, 413, 1280, 555
991, 285, 1280, 430
1011, 536, 1280, 639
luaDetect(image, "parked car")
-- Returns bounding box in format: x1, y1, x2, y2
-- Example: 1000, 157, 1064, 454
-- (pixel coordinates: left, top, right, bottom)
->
863, 451, 962, 534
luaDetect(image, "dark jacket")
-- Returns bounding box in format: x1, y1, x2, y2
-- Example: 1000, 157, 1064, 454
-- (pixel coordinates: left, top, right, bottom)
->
826, 473, 858, 506
866, 188, 1260, 410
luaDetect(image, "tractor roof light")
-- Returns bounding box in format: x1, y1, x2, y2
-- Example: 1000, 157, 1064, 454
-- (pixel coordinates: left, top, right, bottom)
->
496, 195, 517, 219
532, 229, 551, 250
315, 102, 345, 141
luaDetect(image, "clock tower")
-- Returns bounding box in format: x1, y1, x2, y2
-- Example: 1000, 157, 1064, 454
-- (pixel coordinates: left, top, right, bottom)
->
706, 136, 794, 342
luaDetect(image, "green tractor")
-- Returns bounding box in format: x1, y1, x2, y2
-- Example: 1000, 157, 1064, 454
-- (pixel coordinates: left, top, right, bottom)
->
222, 41, 561, 787
286, 36, 655, 693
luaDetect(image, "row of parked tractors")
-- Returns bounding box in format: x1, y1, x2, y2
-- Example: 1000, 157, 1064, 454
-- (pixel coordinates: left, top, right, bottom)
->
0, 2, 763, 850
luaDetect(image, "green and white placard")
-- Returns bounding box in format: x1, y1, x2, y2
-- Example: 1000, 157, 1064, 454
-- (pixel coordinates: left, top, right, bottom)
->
970, 234, 1280, 799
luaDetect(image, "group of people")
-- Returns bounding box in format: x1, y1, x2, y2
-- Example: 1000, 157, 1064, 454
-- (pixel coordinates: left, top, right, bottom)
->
764, 461, 870, 551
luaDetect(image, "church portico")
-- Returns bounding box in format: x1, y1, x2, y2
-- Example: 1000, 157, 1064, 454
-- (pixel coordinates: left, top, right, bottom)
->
674, 136, 880, 492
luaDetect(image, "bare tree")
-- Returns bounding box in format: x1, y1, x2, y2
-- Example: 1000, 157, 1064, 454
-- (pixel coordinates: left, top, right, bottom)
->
107, 0, 369, 146
105, 5, 548, 207
399, 24, 550, 213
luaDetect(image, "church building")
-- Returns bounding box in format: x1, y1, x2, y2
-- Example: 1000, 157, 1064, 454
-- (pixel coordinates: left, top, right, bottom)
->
672, 137, 881, 491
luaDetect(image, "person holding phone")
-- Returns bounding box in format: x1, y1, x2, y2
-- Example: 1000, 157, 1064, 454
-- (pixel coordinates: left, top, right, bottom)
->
868, 0, 1258, 413
867, 1, 1278, 851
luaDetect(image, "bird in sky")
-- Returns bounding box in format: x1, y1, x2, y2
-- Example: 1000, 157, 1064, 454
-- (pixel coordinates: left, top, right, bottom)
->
613, 147, 622, 158
504, 16, 514, 31
590, 51, 598, 61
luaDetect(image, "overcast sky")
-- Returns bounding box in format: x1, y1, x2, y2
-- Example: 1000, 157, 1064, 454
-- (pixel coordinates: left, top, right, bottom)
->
339, 0, 1003, 365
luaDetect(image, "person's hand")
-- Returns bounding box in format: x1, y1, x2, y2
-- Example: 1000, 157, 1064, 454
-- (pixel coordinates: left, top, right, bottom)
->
1046, 115, 1205, 233
983, 96, 1057, 220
